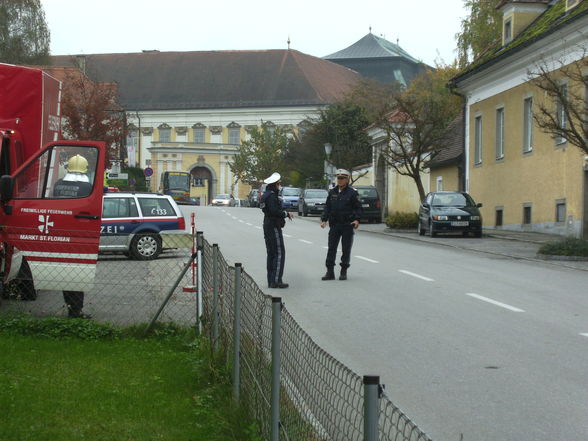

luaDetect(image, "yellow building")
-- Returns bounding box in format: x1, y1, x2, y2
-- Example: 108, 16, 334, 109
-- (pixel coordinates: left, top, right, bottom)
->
52, 50, 361, 204
450, 0, 588, 237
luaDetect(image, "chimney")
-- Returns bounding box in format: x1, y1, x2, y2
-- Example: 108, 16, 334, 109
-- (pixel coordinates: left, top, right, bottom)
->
497, 0, 550, 46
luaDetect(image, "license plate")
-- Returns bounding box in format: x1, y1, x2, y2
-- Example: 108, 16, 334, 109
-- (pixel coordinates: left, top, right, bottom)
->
451, 221, 469, 226
362, 204, 369, 207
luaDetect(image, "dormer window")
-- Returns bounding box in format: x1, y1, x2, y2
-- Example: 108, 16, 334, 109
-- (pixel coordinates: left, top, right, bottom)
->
566, 0, 580, 10
504, 18, 512, 43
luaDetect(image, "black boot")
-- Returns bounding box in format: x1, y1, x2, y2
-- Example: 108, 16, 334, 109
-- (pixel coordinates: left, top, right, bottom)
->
321, 268, 335, 281
269, 282, 289, 288
339, 267, 347, 281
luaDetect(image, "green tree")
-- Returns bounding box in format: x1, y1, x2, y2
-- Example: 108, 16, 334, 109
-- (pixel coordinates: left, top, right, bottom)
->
456, 0, 502, 67
283, 125, 330, 188
377, 65, 463, 200
230, 124, 291, 187
311, 102, 372, 184
0, 0, 51, 65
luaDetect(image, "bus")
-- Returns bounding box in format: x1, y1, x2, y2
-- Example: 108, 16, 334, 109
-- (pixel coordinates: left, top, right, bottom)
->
159, 171, 191, 204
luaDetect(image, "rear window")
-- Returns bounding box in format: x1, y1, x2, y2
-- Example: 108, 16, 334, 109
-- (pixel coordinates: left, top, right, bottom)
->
282, 188, 301, 196
102, 197, 139, 218
215, 194, 230, 199
305, 190, 328, 199
357, 188, 378, 198
138, 198, 176, 217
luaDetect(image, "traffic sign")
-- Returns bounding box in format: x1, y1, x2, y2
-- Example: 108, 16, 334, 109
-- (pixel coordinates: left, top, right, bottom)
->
144, 167, 154, 177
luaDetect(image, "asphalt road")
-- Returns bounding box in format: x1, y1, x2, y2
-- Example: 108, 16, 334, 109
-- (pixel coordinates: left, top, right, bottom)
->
185, 205, 588, 441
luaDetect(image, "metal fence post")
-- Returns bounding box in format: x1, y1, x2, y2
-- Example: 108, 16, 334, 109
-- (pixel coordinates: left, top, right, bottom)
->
271, 297, 282, 441
196, 231, 204, 334
363, 375, 380, 441
212, 243, 219, 352
232, 263, 242, 401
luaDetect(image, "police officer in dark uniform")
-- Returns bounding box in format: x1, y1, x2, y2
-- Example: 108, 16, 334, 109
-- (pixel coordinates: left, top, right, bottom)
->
53, 154, 93, 318
320, 169, 362, 281
260, 172, 292, 288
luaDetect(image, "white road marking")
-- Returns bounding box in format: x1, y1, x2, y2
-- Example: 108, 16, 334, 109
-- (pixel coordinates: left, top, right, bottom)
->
580, 333, 588, 338
355, 256, 379, 263
238, 220, 244, 223
246, 223, 252, 226
322, 246, 329, 249
255, 226, 262, 230
398, 270, 434, 282
466, 293, 525, 312
283, 234, 292, 238
232, 216, 237, 220
298, 239, 313, 244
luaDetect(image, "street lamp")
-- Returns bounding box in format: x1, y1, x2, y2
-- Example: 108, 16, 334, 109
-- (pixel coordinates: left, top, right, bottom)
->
324, 143, 334, 188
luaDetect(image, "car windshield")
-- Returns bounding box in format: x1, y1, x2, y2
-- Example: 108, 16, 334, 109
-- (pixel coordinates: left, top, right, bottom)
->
214, 194, 229, 199
431, 193, 475, 207
282, 188, 300, 196
305, 190, 328, 199
357, 188, 378, 198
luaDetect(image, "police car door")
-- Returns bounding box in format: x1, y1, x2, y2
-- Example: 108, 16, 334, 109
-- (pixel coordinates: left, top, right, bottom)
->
0, 141, 105, 291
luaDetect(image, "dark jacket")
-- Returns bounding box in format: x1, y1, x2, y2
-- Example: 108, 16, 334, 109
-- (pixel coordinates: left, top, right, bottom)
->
261, 186, 287, 228
53, 178, 92, 198
321, 185, 362, 225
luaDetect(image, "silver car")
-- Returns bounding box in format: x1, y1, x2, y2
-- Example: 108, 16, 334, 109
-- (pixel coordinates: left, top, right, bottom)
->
298, 188, 328, 216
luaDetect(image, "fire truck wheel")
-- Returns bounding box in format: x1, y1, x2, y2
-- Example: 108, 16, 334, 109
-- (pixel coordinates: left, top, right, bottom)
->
14, 260, 37, 301
130, 233, 162, 260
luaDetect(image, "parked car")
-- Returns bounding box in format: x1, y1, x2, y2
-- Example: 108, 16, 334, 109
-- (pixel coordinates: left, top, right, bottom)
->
418, 191, 483, 237
234, 198, 250, 207
280, 186, 301, 211
298, 188, 328, 216
355, 186, 382, 223
248, 189, 260, 207
100, 192, 186, 260
211, 194, 235, 206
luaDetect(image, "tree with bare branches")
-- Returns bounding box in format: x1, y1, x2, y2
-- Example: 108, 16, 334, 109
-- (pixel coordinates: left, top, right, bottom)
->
376, 65, 463, 200
529, 53, 588, 155
59, 67, 126, 168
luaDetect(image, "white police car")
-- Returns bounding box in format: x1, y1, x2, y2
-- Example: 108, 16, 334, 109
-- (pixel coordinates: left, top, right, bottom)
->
100, 192, 186, 260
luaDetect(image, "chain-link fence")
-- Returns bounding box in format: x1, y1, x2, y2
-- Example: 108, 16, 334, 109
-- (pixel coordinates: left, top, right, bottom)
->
200, 239, 434, 441
0, 226, 434, 441
0, 231, 198, 325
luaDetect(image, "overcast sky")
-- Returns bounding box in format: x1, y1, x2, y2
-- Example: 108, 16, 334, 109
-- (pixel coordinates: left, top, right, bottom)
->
42, 0, 469, 66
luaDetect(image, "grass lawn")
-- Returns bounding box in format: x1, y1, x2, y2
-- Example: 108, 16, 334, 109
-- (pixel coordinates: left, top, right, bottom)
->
0, 319, 258, 441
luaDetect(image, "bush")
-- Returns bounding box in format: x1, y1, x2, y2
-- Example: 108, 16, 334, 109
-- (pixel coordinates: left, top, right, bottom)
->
385, 212, 418, 229
538, 237, 588, 257
0, 316, 120, 340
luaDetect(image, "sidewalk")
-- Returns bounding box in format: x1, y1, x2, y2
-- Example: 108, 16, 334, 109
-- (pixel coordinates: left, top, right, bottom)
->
359, 222, 588, 271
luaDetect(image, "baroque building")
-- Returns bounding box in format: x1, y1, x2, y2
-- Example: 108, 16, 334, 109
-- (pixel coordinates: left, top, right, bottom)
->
52, 49, 360, 203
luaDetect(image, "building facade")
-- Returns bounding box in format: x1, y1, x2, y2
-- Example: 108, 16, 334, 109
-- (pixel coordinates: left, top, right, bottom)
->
52, 49, 361, 201
451, 0, 588, 237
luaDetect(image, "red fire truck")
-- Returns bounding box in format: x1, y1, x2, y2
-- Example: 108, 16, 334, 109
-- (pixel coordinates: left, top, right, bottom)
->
0, 63, 105, 301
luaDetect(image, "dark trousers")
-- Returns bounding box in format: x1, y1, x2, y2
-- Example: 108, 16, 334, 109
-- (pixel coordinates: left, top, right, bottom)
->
326, 223, 354, 269
264, 225, 285, 285
63, 291, 84, 317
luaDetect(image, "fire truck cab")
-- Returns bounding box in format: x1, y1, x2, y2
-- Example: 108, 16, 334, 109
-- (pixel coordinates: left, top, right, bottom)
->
0, 63, 106, 301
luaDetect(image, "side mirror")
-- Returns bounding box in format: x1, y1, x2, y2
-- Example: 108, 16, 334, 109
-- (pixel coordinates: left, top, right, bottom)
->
477, 203, 483, 208
422, 202, 430, 209
0, 175, 14, 202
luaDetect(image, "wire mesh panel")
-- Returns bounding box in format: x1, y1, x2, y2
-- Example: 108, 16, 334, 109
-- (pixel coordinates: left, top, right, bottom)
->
0, 231, 198, 326
280, 306, 363, 441
199, 238, 436, 441
380, 391, 433, 441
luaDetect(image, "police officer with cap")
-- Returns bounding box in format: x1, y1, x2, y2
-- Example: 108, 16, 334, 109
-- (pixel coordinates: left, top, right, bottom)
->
260, 172, 292, 288
320, 169, 362, 281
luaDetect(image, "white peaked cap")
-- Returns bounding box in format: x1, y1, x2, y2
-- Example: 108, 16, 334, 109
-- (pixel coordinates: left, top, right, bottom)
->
335, 169, 350, 176
263, 172, 281, 184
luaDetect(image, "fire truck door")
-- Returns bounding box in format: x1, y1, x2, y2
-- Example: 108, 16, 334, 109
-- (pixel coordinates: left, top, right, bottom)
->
1, 141, 105, 291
